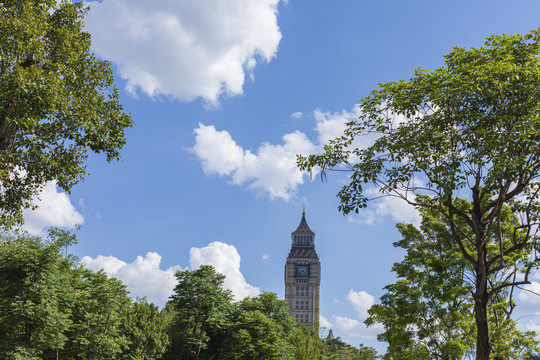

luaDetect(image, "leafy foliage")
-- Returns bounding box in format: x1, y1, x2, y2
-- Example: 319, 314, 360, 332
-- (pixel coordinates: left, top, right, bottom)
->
0, 231, 72, 359
218, 293, 296, 359
0, 230, 168, 360
298, 29, 540, 359
322, 337, 378, 360
0, 0, 132, 227
120, 298, 169, 360
366, 198, 538, 359
166, 265, 233, 360
289, 326, 324, 360
163, 265, 376, 360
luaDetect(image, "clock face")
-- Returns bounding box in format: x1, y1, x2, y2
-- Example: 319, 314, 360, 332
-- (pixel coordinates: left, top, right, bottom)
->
296, 265, 309, 277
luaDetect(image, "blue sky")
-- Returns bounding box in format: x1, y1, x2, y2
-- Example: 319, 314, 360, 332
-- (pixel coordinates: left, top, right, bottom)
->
21, 0, 540, 351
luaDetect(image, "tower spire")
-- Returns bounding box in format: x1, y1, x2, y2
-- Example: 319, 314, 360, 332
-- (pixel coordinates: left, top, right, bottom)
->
285, 209, 320, 332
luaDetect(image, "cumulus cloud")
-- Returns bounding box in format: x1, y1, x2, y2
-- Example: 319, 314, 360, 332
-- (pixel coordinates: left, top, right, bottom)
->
191, 105, 419, 226
82, 252, 182, 307
81, 242, 258, 307
190, 241, 260, 299
314, 107, 359, 147
347, 289, 375, 319
22, 181, 84, 234
333, 315, 382, 339
327, 288, 383, 340
84, 0, 282, 104
192, 124, 317, 200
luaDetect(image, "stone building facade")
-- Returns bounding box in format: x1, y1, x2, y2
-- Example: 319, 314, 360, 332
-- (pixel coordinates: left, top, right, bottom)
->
284, 210, 320, 330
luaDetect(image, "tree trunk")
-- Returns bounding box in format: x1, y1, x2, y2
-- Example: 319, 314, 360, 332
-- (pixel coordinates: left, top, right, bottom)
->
474, 257, 491, 360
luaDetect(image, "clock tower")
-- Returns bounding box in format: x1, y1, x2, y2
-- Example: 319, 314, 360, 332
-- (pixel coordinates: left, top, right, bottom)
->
284, 210, 320, 330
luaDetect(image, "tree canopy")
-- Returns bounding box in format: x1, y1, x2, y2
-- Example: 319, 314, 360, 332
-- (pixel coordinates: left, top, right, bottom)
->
0, 0, 132, 227
299, 29, 540, 359
366, 198, 538, 359
0, 230, 167, 360
1, 231, 377, 360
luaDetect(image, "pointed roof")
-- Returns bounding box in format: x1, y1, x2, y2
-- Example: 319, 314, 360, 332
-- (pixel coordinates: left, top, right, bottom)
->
292, 209, 315, 235
326, 329, 335, 340
288, 209, 318, 259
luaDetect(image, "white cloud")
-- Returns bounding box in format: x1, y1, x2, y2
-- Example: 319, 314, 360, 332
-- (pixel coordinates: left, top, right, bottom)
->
314, 107, 359, 147
81, 242, 257, 307
83, 254, 127, 274
348, 192, 421, 226
81, 252, 182, 307
320, 315, 333, 329
262, 254, 270, 260
290, 112, 303, 119
22, 181, 84, 234
333, 315, 382, 339
84, 0, 282, 104
191, 104, 420, 226
192, 124, 317, 200
190, 241, 260, 300
328, 289, 383, 340
525, 321, 540, 334
346, 289, 375, 319
518, 281, 540, 305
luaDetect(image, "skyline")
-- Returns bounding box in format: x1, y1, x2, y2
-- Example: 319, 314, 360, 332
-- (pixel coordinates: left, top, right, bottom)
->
18, 0, 540, 351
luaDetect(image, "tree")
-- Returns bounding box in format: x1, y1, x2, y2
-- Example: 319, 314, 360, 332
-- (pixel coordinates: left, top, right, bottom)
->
167, 265, 233, 360
220, 310, 294, 360
298, 29, 540, 359
0, 0, 132, 227
218, 293, 296, 360
322, 337, 378, 360
60, 267, 130, 360
0, 229, 167, 360
356, 344, 379, 360
119, 297, 169, 360
289, 325, 324, 360
235, 292, 297, 338
0, 230, 73, 359
366, 198, 538, 359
